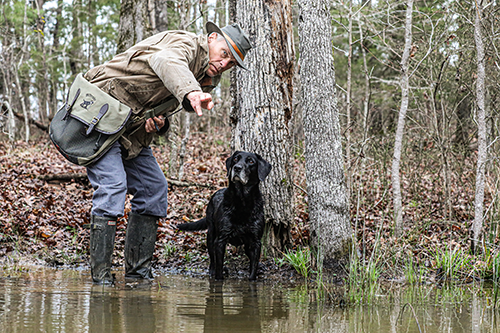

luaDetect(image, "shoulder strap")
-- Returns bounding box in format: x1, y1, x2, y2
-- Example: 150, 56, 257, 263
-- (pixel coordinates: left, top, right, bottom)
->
143, 97, 181, 120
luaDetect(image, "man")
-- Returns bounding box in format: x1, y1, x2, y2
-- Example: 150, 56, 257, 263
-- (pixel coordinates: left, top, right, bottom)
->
83, 21, 252, 284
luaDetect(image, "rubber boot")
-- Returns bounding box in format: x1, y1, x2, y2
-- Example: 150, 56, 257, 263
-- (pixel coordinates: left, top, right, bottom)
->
90, 215, 117, 284
124, 213, 158, 279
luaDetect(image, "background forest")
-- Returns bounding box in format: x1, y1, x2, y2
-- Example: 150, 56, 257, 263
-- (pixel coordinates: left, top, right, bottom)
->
1, 0, 500, 287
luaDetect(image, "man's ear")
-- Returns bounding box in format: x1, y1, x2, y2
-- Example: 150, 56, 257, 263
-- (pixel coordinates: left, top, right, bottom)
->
207, 32, 216, 43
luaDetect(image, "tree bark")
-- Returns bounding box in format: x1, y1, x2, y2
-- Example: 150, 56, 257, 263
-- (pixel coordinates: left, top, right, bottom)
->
297, 0, 352, 268
473, 1, 487, 252
70, 0, 84, 76
391, 0, 414, 238
3, 101, 16, 142
34, 0, 49, 125
150, 0, 170, 33
346, 0, 353, 197
48, 0, 64, 117
117, 0, 153, 54
230, 0, 295, 256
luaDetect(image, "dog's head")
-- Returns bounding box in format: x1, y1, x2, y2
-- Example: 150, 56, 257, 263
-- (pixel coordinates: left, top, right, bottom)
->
225, 151, 272, 186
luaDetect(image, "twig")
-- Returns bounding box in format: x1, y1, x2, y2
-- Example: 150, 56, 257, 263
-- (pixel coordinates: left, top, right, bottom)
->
167, 178, 216, 189
398, 303, 422, 333
293, 182, 307, 195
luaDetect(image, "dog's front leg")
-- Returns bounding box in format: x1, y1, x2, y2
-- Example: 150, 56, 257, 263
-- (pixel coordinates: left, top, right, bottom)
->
245, 241, 262, 281
207, 230, 216, 278
214, 239, 226, 280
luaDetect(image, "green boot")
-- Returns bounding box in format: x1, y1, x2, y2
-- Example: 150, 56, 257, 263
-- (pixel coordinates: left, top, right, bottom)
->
124, 213, 158, 279
90, 215, 117, 284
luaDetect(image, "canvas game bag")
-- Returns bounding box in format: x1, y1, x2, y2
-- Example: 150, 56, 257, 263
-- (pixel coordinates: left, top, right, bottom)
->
49, 73, 133, 167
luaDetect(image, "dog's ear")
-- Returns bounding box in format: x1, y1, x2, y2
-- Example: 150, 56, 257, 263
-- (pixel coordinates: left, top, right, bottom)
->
225, 151, 240, 177
256, 154, 272, 181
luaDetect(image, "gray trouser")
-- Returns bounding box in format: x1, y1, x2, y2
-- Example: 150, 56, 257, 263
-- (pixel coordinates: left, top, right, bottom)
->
86, 142, 168, 218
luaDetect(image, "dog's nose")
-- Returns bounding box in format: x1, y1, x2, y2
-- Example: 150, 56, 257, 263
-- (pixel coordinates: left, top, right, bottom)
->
233, 165, 242, 172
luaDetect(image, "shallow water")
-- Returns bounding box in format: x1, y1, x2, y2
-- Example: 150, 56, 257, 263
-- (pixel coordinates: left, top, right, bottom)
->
1, 267, 500, 332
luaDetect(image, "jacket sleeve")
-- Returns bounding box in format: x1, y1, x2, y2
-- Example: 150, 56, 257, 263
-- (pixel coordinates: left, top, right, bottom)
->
148, 39, 203, 105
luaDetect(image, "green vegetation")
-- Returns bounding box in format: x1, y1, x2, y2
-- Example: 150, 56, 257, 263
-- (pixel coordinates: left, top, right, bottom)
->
278, 247, 312, 279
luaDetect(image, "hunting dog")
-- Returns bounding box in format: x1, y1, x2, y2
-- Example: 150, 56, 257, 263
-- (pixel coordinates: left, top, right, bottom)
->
177, 151, 272, 280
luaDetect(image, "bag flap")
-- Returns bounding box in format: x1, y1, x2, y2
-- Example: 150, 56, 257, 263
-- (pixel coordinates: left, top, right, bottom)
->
66, 74, 131, 134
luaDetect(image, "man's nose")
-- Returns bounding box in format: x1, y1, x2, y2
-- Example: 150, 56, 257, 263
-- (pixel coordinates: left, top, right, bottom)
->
221, 59, 232, 68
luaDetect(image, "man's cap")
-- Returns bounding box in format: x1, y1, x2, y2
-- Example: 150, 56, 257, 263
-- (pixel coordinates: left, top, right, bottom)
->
206, 21, 252, 70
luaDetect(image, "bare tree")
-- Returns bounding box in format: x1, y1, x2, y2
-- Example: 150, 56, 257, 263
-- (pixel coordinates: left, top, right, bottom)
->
230, 0, 295, 255
33, 0, 49, 125
297, 0, 351, 267
167, 0, 196, 180
391, 0, 414, 237
472, 0, 487, 252
70, 0, 84, 75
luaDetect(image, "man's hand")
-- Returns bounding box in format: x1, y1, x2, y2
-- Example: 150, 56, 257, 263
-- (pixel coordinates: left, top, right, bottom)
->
145, 116, 166, 133
186, 91, 214, 116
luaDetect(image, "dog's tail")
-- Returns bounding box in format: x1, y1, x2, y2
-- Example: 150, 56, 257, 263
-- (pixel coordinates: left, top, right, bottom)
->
176, 218, 208, 231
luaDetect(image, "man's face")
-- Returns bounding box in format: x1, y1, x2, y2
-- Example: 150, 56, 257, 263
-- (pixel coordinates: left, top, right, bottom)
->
206, 34, 236, 77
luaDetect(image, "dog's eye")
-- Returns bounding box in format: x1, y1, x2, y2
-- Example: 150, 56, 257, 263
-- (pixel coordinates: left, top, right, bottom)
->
247, 158, 255, 165
234, 156, 240, 162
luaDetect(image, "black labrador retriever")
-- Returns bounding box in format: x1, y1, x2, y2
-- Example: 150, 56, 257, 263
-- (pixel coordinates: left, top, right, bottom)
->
177, 151, 272, 280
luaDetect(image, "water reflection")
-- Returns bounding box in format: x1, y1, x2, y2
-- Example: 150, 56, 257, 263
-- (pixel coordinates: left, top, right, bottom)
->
1, 267, 500, 332
178, 281, 262, 332
89, 284, 157, 332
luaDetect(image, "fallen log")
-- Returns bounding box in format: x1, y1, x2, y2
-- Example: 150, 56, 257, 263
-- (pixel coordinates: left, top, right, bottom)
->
37, 172, 215, 189
13, 111, 49, 132
38, 172, 87, 182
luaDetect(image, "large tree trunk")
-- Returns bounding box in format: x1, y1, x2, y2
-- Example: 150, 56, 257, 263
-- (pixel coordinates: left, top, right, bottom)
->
391, 0, 414, 237
472, 1, 487, 252
230, 0, 295, 256
297, 0, 351, 268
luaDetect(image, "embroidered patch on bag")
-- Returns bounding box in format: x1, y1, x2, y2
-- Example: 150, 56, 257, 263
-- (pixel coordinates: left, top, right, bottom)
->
80, 93, 96, 109
107, 220, 116, 226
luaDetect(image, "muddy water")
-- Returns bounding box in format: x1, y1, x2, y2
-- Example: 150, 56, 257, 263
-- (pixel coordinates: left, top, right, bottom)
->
0, 268, 499, 332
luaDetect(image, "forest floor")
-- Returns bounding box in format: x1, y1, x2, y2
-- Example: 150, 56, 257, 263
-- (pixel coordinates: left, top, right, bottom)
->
0, 129, 495, 288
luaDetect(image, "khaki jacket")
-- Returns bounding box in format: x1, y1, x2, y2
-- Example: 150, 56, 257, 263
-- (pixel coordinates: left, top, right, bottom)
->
84, 30, 221, 159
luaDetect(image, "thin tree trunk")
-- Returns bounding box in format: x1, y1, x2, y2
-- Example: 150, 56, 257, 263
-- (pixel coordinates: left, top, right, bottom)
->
214, 0, 226, 25
358, 15, 371, 261
34, 0, 49, 125
392, 0, 414, 237
70, 0, 84, 75
230, 0, 295, 256
358, 18, 370, 145
167, 0, 194, 180
3, 101, 16, 142
346, 0, 353, 197
177, 110, 191, 180
14, 67, 30, 142
473, 1, 487, 252
117, 0, 153, 54
298, 0, 351, 268
48, 0, 64, 117
88, 0, 100, 67
19, 0, 30, 142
